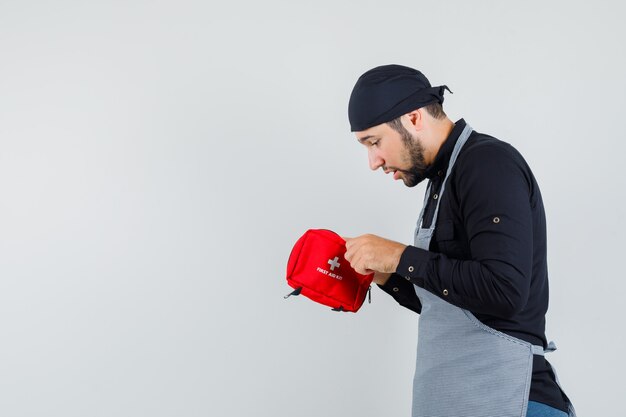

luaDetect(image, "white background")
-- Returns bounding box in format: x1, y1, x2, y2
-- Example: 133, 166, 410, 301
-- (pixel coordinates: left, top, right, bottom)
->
1, 1, 624, 416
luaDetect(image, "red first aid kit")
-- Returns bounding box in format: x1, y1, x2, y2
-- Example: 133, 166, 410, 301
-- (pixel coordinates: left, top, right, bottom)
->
284, 229, 374, 312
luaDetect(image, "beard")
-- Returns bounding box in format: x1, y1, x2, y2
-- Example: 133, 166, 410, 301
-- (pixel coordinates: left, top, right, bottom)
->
396, 125, 428, 187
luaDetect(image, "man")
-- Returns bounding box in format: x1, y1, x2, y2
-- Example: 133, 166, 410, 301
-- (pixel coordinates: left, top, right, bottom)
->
342, 65, 575, 417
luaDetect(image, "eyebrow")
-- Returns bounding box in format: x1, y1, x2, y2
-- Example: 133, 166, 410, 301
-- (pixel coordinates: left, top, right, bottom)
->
357, 135, 378, 144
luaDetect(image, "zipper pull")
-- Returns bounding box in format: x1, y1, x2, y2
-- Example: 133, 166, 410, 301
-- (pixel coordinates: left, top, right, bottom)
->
368, 285, 372, 304
284, 287, 302, 299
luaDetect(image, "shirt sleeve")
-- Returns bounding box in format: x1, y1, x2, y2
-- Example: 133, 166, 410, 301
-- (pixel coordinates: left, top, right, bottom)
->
395, 143, 534, 319
377, 273, 422, 314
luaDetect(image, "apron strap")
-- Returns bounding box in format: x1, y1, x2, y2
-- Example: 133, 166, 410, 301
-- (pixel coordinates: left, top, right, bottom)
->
531, 341, 558, 356
415, 123, 473, 232
531, 345, 545, 356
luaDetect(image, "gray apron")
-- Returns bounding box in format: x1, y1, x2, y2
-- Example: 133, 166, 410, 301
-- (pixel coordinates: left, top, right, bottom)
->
411, 124, 576, 417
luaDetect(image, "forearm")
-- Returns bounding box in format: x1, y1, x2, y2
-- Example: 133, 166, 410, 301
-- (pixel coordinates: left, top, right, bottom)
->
395, 245, 529, 318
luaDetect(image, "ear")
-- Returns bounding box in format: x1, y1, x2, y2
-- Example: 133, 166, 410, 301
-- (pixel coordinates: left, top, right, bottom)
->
405, 109, 424, 132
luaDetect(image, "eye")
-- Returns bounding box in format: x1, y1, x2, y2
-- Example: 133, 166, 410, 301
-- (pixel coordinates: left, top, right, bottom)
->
371, 139, 380, 147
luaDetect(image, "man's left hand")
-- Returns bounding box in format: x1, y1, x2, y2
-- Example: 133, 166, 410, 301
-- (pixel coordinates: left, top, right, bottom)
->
342, 234, 407, 275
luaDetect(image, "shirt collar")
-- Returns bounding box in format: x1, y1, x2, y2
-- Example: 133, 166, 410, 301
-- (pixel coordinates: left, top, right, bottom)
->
424, 118, 467, 180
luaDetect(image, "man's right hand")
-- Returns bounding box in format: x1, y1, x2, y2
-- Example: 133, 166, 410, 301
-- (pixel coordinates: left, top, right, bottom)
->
372, 271, 392, 286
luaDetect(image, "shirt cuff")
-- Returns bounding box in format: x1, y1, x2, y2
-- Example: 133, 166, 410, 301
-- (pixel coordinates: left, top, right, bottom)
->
378, 272, 410, 294
395, 245, 431, 287
377, 272, 422, 314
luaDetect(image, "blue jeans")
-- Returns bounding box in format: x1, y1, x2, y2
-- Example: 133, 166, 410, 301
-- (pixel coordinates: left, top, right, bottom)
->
526, 401, 568, 417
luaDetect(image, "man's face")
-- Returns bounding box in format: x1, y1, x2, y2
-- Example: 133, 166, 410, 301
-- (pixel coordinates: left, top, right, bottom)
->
355, 118, 428, 187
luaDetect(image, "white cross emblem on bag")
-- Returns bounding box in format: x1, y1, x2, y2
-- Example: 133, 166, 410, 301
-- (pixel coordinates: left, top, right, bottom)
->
328, 256, 340, 271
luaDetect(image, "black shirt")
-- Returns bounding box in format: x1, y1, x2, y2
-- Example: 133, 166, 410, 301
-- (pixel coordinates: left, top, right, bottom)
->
379, 119, 569, 412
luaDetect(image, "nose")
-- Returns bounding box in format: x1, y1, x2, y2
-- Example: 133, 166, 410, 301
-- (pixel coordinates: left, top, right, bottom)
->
368, 148, 384, 171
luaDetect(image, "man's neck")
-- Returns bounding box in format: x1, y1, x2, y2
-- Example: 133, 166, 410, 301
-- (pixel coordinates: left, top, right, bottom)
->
425, 117, 455, 165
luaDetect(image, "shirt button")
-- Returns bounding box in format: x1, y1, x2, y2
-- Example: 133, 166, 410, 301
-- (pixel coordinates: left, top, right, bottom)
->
433, 194, 438, 200
408, 266, 414, 272
392, 287, 399, 292
493, 217, 500, 224
443, 289, 449, 296
438, 170, 444, 177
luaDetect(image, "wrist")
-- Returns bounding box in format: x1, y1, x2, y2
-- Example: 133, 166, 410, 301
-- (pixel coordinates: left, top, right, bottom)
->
391, 244, 408, 272
373, 271, 392, 285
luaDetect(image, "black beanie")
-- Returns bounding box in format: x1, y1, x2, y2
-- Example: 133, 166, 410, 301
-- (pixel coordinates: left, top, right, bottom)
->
348, 64, 451, 132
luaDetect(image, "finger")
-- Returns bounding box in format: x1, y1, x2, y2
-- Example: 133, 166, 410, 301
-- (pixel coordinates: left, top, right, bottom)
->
344, 248, 356, 266
344, 235, 362, 250
344, 239, 360, 262
356, 266, 369, 275
350, 253, 367, 275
